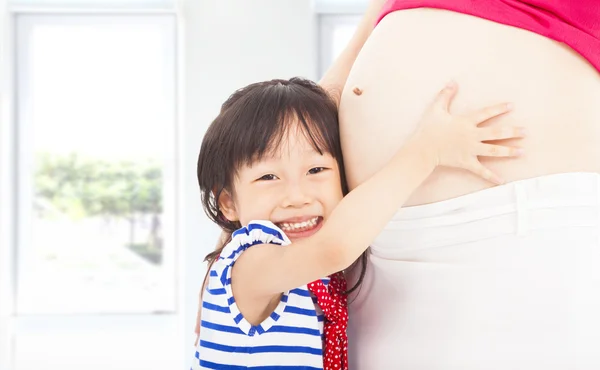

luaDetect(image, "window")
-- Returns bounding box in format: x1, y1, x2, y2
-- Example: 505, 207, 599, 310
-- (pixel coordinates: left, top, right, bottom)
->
318, 14, 361, 77
15, 14, 178, 315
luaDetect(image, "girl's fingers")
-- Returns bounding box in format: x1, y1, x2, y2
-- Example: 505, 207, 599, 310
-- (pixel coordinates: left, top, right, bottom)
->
465, 160, 504, 185
478, 126, 526, 141
431, 81, 458, 113
194, 292, 202, 346
477, 143, 523, 158
468, 102, 513, 125
194, 306, 201, 346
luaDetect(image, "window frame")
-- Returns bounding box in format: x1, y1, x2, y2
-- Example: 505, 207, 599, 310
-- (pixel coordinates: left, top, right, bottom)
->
313, 0, 367, 15
317, 13, 362, 77
8, 0, 177, 13
0, 3, 183, 368
13, 11, 179, 317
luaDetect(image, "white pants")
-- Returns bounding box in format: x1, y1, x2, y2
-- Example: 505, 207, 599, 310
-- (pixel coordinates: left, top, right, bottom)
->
349, 173, 600, 370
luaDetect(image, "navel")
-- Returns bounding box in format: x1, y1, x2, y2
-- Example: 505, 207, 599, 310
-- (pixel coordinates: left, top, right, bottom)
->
352, 86, 363, 96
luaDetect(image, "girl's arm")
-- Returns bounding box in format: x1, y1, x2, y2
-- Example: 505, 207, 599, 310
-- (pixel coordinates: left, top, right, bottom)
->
318, 0, 387, 106
233, 83, 523, 301
196, 0, 387, 334
233, 135, 433, 300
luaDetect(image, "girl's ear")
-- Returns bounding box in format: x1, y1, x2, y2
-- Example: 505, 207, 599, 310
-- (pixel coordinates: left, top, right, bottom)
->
217, 189, 239, 222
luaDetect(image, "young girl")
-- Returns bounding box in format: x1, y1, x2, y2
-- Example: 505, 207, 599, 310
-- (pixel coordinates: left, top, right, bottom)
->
190, 77, 524, 370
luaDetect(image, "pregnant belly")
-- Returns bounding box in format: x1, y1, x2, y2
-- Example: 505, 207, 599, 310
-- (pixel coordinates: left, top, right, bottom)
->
339, 9, 600, 206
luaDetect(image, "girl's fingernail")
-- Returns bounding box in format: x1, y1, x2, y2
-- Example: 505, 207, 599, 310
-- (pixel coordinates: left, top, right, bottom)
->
506, 103, 514, 110
446, 80, 457, 88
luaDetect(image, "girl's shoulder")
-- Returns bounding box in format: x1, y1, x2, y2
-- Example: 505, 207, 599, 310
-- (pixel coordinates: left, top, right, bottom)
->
215, 220, 291, 269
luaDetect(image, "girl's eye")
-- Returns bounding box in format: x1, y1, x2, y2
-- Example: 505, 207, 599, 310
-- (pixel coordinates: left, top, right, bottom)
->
308, 167, 327, 175
257, 174, 278, 181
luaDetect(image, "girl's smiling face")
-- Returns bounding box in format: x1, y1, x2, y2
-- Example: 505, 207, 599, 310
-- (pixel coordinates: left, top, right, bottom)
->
218, 122, 344, 241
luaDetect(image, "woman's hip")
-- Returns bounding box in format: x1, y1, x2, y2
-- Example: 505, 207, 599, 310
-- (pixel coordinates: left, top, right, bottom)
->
347, 172, 600, 369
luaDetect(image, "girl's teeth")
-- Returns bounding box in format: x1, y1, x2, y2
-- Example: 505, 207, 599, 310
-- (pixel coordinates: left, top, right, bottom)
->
280, 217, 318, 231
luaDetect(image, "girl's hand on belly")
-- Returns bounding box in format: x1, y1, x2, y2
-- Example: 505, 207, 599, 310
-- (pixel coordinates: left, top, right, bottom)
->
412, 81, 526, 185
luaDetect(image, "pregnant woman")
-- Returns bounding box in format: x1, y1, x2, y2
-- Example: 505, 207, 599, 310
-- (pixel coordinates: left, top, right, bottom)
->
340, 1, 600, 369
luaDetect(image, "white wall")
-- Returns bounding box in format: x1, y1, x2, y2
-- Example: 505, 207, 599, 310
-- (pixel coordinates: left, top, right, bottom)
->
0, 0, 15, 368
180, 0, 317, 364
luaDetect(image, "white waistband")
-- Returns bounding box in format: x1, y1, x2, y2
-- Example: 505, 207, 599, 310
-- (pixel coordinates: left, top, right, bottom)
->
373, 172, 600, 256
392, 172, 600, 223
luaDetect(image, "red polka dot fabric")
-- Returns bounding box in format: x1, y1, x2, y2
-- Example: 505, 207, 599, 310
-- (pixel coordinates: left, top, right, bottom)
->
307, 272, 348, 370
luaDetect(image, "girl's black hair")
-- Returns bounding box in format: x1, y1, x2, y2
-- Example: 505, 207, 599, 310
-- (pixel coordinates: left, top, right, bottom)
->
197, 77, 366, 295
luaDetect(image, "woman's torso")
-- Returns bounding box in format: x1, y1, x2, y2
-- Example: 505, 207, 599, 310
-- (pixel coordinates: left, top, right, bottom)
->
339, 7, 600, 369
339, 8, 600, 206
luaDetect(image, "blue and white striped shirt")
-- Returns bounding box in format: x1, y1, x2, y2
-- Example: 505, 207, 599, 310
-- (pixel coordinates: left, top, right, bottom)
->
190, 221, 328, 370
